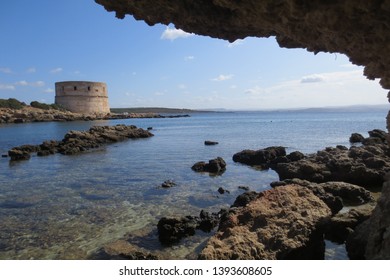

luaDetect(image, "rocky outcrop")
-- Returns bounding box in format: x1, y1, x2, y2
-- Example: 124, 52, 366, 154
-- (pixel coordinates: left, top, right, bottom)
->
271, 179, 373, 214
199, 185, 332, 260
8, 124, 153, 160
325, 207, 373, 244
191, 157, 226, 174
347, 175, 390, 259
273, 131, 390, 187
204, 140, 218, 146
232, 146, 290, 168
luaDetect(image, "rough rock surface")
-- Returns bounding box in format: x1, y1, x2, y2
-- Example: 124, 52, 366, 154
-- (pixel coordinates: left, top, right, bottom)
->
191, 157, 226, 174
8, 124, 153, 160
273, 132, 390, 187
271, 179, 373, 215
325, 207, 373, 244
157, 210, 221, 245
232, 146, 288, 168
199, 185, 331, 260
347, 175, 390, 259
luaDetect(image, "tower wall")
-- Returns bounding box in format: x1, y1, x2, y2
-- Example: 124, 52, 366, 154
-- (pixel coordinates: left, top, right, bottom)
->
55, 81, 110, 114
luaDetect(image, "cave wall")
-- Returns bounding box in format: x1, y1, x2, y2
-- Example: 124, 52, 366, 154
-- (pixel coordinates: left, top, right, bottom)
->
95, 0, 390, 259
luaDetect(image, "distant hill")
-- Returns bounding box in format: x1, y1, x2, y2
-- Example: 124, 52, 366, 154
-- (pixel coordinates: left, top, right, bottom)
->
110, 107, 212, 114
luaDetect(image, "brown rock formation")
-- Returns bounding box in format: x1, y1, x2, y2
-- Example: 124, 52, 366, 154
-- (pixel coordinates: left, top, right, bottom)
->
199, 185, 331, 259
347, 175, 390, 259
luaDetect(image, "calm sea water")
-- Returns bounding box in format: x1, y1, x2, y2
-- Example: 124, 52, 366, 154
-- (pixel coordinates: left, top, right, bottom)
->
0, 109, 387, 260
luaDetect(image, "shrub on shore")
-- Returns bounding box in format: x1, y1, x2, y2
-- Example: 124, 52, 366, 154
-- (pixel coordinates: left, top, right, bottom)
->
30, 101, 65, 111
0, 98, 26, 109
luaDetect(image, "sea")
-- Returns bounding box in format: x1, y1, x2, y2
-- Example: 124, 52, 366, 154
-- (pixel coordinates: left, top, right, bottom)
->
0, 108, 388, 260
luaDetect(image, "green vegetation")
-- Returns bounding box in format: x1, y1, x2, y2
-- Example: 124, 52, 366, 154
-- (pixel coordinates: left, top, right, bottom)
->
30, 101, 65, 111
0, 98, 66, 111
0, 98, 26, 109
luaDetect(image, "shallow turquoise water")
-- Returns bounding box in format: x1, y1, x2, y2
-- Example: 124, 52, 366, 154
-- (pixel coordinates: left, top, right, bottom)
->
0, 110, 387, 259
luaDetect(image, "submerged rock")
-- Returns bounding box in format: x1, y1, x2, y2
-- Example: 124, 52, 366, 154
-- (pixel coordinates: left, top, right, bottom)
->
199, 185, 332, 260
94, 240, 159, 260
161, 180, 176, 189
157, 210, 221, 245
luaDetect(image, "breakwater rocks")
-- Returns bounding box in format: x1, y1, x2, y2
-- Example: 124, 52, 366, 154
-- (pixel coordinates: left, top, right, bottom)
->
7, 124, 153, 160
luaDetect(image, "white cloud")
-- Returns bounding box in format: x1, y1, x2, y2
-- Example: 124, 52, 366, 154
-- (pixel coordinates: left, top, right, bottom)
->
212, 74, 234, 82
44, 88, 54, 93
154, 91, 166, 96
50, 67, 63, 74
184, 56, 195, 61
227, 39, 244, 48
15, 80, 45, 87
178, 84, 187, 90
245, 86, 267, 95
161, 26, 194, 41
0, 84, 15, 90
0, 67, 12, 74
301, 74, 326, 83
26, 67, 36, 73
242, 70, 387, 109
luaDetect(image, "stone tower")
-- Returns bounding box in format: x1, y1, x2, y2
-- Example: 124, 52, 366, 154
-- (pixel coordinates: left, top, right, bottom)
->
55, 81, 110, 114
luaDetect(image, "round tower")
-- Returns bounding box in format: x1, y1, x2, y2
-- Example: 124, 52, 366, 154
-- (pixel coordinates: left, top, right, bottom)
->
55, 81, 110, 114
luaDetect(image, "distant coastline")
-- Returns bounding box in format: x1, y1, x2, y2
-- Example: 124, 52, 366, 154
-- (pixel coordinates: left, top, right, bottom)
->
110, 107, 214, 114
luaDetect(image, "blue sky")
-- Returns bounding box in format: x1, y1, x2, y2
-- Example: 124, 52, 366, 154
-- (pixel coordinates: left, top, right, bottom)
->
0, 0, 388, 110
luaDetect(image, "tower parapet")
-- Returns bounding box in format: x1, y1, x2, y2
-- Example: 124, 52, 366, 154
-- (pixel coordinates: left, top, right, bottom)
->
55, 81, 110, 114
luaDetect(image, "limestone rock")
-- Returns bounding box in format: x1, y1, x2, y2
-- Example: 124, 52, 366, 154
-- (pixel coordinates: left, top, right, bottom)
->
347, 175, 390, 259
232, 146, 287, 168
271, 179, 373, 215
191, 157, 226, 174
325, 207, 373, 244
349, 133, 365, 143
157, 210, 221, 245
199, 185, 331, 260
273, 137, 390, 187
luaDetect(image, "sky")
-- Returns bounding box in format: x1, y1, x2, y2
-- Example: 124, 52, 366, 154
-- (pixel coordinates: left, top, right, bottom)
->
0, 0, 388, 110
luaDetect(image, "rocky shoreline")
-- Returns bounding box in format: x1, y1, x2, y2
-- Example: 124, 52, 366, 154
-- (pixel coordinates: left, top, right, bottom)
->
98, 129, 389, 260
0, 106, 190, 124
